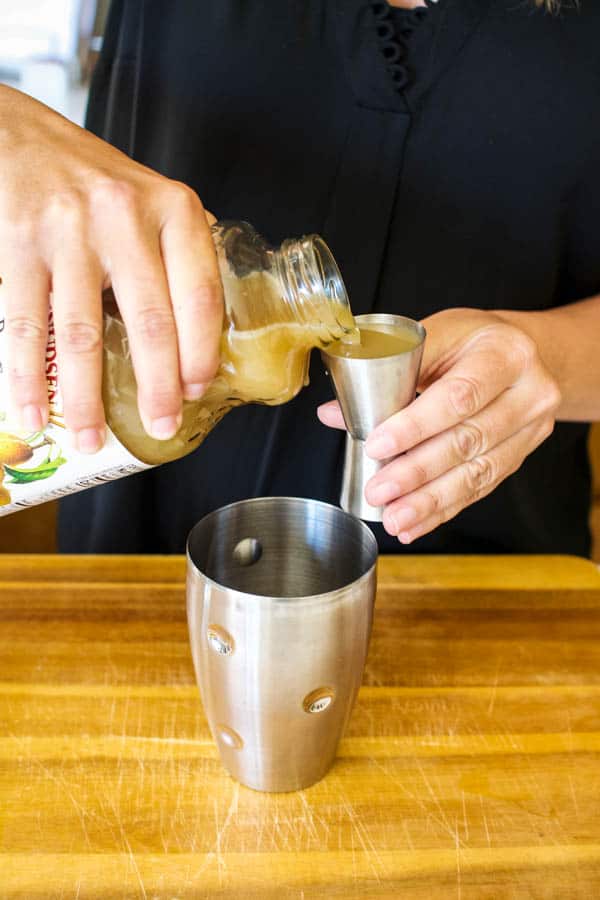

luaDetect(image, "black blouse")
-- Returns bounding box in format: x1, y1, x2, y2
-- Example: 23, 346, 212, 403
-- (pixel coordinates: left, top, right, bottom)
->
59, 0, 600, 556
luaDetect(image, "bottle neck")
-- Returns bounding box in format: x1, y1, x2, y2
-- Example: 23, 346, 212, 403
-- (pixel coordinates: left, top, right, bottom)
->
274, 236, 357, 345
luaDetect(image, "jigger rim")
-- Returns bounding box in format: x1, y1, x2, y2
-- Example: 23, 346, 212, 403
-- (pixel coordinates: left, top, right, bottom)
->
321, 313, 426, 363
186, 495, 378, 605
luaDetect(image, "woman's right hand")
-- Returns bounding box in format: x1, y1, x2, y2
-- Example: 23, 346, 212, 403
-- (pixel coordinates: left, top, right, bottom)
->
0, 85, 223, 452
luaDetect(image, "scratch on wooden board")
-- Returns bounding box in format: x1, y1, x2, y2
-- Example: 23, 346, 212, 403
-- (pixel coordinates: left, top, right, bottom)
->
213, 797, 227, 886
479, 795, 492, 848
159, 794, 170, 853
487, 658, 502, 716
103, 784, 147, 899
371, 757, 460, 845
121, 825, 147, 900
342, 795, 383, 883
461, 790, 469, 844
402, 820, 415, 851
413, 755, 465, 849
10, 734, 94, 850
454, 816, 462, 900
213, 781, 240, 887
567, 773, 580, 818
108, 695, 117, 733
349, 812, 358, 883
108, 735, 209, 746
564, 707, 575, 753
194, 781, 240, 886
297, 790, 321, 847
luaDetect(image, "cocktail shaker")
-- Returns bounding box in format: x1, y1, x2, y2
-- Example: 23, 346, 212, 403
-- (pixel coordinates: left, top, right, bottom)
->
186, 496, 378, 792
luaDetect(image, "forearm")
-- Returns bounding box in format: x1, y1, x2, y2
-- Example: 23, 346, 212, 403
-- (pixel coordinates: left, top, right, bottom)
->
497, 295, 600, 422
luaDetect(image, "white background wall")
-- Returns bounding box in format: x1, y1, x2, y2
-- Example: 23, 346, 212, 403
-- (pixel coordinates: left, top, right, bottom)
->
0, 0, 95, 124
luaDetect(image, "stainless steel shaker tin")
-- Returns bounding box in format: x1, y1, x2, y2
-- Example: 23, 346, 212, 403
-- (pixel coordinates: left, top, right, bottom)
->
186, 496, 378, 792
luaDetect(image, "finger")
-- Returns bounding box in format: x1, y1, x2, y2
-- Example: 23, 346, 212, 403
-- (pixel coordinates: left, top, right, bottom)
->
317, 400, 345, 429
381, 417, 554, 542
366, 373, 557, 507
104, 212, 182, 441
2, 262, 50, 431
51, 250, 106, 453
365, 338, 527, 460
160, 184, 223, 401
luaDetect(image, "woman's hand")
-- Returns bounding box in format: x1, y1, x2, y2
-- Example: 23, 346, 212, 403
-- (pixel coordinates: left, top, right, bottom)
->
0, 85, 223, 452
318, 308, 561, 543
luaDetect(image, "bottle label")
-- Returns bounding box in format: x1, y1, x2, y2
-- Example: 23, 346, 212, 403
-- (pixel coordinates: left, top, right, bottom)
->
0, 309, 150, 517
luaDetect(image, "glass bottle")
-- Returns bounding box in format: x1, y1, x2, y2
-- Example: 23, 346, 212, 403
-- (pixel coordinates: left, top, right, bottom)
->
0, 222, 357, 514
103, 221, 357, 464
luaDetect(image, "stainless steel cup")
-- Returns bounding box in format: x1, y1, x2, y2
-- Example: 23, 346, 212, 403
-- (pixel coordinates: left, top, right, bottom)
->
321, 313, 426, 522
186, 496, 378, 792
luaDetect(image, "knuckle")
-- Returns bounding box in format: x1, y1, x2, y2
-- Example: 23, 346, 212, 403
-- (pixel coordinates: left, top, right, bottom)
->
466, 455, 496, 494
407, 462, 429, 490
544, 380, 562, 413
454, 421, 484, 461
4, 216, 37, 245
58, 320, 102, 355
6, 315, 46, 344
529, 377, 561, 420
422, 489, 442, 516
182, 354, 220, 384
168, 180, 202, 212
187, 277, 223, 316
45, 190, 86, 228
134, 307, 177, 343
90, 178, 138, 212
403, 410, 425, 446
439, 503, 457, 526
139, 385, 181, 414
540, 417, 556, 441
7, 369, 44, 395
177, 281, 224, 317
447, 376, 480, 418
510, 332, 538, 370
63, 397, 102, 425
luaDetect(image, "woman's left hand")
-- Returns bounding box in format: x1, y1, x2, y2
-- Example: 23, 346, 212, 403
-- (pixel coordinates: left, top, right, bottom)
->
317, 308, 561, 543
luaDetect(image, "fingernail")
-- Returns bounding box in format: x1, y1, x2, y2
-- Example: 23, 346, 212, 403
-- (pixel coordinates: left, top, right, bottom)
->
75, 427, 105, 454
388, 507, 418, 534
366, 431, 395, 459
183, 382, 209, 401
367, 480, 399, 506
150, 414, 181, 440
22, 404, 44, 432
398, 532, 414, 545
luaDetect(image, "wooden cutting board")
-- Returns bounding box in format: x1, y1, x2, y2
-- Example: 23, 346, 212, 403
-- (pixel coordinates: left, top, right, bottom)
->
1, 553, 599, 898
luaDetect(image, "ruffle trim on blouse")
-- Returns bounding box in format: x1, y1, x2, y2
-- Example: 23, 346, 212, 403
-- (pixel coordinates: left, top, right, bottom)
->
370, 1, 438, 92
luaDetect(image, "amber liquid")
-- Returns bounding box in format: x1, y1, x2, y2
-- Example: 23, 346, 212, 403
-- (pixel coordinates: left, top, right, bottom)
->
103, 290, 358, 466
328, 326, 420, 359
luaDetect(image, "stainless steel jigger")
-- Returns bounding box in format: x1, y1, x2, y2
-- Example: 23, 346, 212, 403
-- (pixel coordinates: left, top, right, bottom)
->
321, 313, 426, 522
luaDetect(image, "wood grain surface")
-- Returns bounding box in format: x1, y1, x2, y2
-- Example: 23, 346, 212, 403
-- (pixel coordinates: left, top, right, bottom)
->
1, 553, 600, 899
